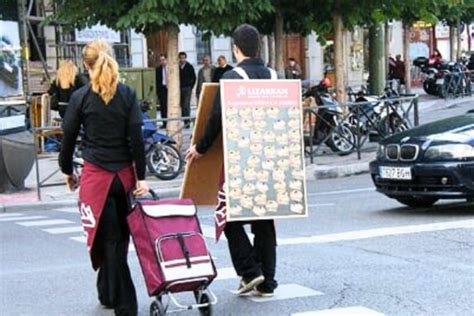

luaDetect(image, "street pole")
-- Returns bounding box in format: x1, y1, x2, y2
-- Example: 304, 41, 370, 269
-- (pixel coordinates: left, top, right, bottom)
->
369, 23, 386, 96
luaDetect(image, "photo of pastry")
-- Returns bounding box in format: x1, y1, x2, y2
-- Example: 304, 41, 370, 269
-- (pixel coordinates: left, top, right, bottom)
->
227, 117, 239, 129
263, 131, 276, 143
243, 167, 257, 181
241, 118, 253, 129
229, 187, 242, 198
247, 155, 261, 168
277, 158, 290, 169
267, 200, 279, 212
272, 169, 286, 182
292, 169, 305, 180
288, 119, 300, 130
254, 193, 267, 206
266, 107, 280, 118
289, 129, 300, 142
250, 130, 263, 143
264, 146, 277, 158
252, 206, 267, 217
274, 119, 286, 131
257, 170, 270, 181
240, 195, 254, 209
276, 133, 289, 144
289, 155, 302, 167
289, 180, 302, 190
276, 192, 290, 205
242, 183, 256, 195
273, 181, 286, 192
249, 143, 263, 154
227, 107, 238, 116
229, 177, 242, 188
262, 159, 275, 170
277, 146, 289, 157
256, 181, 269, 193
288, 106, 300, 118
289, 143, 301, 154
228, 165, 241, 176
253, 107, 266, 120
254, 120, 267, 130
290, 190, 303, 202
290, 203, 304, 214
228, 149, 240, 163
229, 205, 243, 215
239, 108, 252, 119
238, 136, 250, 148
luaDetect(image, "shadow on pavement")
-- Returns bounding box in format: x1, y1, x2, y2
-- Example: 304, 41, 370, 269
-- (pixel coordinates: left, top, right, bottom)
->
378, 200, 474, 217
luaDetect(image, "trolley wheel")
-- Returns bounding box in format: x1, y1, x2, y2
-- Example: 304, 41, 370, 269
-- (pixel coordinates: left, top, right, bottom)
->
150, 299, 166, 316
198, 293, 212, 316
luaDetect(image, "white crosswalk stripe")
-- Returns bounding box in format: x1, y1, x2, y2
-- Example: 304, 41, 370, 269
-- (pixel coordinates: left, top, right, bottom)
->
0, 215, 47, 222
235, 284, 323, 302
17, 219, 74, 227
0, 212, 23, 218
43, 226, 84, 234
292, 306, 385, 316
69, 235, 87, 243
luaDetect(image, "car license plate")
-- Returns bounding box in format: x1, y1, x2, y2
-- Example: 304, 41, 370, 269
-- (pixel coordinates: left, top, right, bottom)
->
379, 166, 412, 180
436, 78, 444, 84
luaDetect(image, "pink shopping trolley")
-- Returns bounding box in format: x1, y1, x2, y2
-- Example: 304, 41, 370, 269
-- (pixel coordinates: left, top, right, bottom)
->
127, 191, 217, 315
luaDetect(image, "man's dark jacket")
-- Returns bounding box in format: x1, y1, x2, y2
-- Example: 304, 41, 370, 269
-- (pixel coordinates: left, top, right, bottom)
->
196, 58, 274, 154
212, 64, 234, 82
179, 62, 196, 89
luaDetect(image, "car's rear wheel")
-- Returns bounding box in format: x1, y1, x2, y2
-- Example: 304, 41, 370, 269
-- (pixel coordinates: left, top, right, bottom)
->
395, 196, 439, 208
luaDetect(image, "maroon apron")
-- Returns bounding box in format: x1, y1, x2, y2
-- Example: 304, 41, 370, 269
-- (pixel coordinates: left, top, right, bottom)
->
79, 161, 136, 270
215, 168, 227, 241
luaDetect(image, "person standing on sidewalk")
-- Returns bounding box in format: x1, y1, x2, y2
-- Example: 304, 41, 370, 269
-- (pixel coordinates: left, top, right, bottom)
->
285, 57, 302, 79
186, 24, 278, 297
179, 52, 196, 128
212, 55, 233, 82
59, 39, 149, 316
155, 54, 168, 129
196, 55, 215, 102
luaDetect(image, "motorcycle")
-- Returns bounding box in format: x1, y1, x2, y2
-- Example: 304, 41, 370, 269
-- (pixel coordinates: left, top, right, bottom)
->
413, 56, 448, 97
141, 101, 183, 180
303, 84, 356, 155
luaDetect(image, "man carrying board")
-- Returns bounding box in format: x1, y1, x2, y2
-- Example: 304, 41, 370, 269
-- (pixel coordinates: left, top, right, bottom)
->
186, 24, 278, 297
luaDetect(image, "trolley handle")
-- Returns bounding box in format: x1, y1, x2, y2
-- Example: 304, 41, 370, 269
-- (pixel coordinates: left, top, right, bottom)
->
129, 189, 159, 204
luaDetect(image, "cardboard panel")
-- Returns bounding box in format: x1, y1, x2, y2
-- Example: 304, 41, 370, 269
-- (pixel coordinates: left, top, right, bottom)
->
180, 83, 223, 205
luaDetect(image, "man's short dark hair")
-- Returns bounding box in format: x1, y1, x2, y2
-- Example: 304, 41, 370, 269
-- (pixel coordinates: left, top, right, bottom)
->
232, 24, 260, 58
289, 57, 296, 61
178, 52, 187, 58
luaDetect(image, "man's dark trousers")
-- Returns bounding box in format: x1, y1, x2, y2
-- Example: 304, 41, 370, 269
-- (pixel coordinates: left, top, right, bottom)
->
158, 88, 168, 128
224, 220, 277, 290
180, 87, 192, 127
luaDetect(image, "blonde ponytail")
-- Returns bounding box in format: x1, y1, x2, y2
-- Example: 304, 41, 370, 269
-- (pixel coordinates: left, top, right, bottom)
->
56, 60, 77, 89
82, 40, 119, 104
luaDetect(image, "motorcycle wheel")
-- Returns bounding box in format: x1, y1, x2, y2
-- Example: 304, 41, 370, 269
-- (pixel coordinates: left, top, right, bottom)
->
146, 143, 183, 181
422, 81, 431, 95
326, 122, 356, 156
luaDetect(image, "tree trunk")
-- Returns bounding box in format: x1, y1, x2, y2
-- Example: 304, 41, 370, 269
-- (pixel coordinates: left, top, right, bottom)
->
456, 18, 461, 61
468, 24, 472, 53
165, 24, 182, 147
333, 11, 346, 104
403, 22, 411, 94
274, 11, 285, 77
369, 23, 386, 95
385, 21, 390, 80
268, 33, 276, 69
449, 25, 456, 61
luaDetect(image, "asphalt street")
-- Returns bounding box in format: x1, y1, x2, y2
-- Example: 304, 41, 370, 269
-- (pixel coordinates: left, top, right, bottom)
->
1, 174, 473, 316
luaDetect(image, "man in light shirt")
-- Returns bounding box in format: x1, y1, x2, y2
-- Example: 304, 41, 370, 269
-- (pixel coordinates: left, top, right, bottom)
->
196, 55, 215, 102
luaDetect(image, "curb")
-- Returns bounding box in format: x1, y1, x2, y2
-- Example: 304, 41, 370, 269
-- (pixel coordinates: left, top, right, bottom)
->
307, 161, 371, 180
1, 187, 182, 213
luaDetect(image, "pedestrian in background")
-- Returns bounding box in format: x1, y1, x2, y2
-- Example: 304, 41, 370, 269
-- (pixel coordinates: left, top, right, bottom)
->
393, 54, 406, 85
179, 51, 196, 128
48, 60, 88, 118
196, 54, 215, 102
155, 54, 168, 129
212, 55, 233, 82
285, 57, 302, 79
186, 24, 279, 298
60, 39, 149, 316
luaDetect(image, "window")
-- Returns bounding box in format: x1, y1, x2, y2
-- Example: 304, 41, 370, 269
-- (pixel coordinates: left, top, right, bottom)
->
194, 28, 211, 64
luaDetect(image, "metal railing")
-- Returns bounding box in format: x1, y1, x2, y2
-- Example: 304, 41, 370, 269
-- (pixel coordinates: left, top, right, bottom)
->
304, 94, 419, 163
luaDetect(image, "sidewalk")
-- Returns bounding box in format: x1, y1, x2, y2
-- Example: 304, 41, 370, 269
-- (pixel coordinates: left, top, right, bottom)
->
1, 93, 473, 211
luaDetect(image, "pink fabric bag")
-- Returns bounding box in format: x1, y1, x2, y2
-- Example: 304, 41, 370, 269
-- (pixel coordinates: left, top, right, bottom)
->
127, 197, 217, 296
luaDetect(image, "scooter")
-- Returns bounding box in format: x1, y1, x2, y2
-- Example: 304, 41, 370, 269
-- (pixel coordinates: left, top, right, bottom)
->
303, 84, 356, 155
141, 101, 183, 180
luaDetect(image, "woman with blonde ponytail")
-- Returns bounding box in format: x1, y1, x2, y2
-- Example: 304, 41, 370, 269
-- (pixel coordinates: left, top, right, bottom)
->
60, 39, 148, 316
47, 60, 88, 117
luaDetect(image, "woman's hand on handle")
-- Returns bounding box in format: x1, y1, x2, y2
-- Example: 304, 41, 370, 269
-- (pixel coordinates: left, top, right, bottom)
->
133, 180, 150, 197
65, 174, 78, 192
